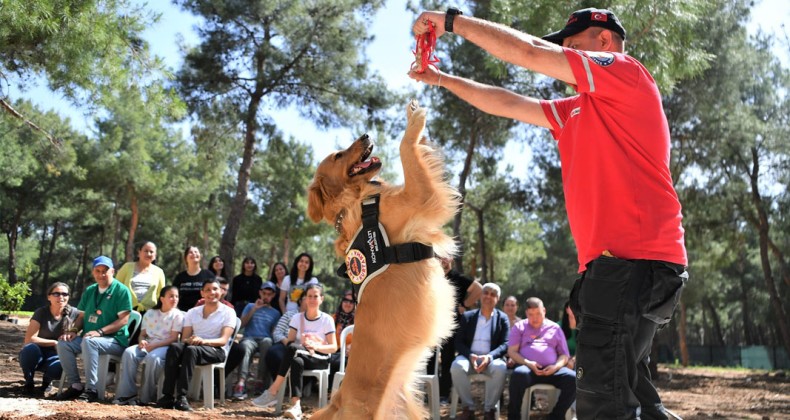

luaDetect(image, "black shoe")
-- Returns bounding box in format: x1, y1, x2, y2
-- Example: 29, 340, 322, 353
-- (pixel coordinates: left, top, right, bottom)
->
57, 386, 84, 400
77, 389, 99, 403
22, 383, 37, 396
155, 395, 175, 409
174, 397, 193, 412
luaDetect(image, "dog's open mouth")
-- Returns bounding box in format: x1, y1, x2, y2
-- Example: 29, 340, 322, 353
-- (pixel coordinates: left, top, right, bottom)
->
349, 142, 382, 177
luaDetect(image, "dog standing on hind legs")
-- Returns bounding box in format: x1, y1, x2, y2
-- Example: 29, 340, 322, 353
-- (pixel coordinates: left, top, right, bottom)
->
307, 101, 459, 419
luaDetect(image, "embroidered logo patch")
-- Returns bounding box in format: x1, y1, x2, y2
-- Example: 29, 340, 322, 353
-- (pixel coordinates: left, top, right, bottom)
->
570, 107, 581, 117
345, 249, 367, 285
577, 367, 584, 380
587, 52, 615, 67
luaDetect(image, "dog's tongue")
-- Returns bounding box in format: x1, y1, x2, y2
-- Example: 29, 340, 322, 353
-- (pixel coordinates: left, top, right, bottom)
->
353, 157, 380, 172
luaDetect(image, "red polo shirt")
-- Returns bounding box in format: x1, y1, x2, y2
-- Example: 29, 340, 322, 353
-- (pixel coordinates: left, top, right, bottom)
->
540, 49, 687, 272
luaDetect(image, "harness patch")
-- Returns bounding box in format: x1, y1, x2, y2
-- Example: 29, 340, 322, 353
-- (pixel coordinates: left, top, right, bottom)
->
337, 194, 435, 302
345, 250, 368, 285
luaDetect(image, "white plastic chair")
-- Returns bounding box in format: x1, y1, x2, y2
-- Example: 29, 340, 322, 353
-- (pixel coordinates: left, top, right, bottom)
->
449, 372, 501, 419
57, 310, 142, 398
273, 363, 331, 415
187, 317, 241, 409
330, 325, 354, 395
414, 346, 441, 420
521, 383, 574, 420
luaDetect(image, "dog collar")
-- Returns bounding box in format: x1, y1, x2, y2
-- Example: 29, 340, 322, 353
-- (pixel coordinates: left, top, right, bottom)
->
337, 194, 435, 302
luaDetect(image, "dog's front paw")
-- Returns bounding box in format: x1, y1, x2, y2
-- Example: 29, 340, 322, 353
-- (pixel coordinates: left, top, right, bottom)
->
405, 100, 426, 136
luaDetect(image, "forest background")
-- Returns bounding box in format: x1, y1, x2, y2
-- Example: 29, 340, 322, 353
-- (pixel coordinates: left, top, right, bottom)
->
0, 0, 788, 366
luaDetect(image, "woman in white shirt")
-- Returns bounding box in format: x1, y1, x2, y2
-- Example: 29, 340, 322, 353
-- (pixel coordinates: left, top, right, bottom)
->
278, 252, 319, 313
113, 286, 183, 405
253, 283, 337, 419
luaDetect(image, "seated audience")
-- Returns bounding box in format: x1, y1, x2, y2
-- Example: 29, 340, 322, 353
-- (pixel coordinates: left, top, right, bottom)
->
172, 246, 215, 311
507, 297, 575, 420
231, 281, 280, 400
329, 290, 355, 389
231, 256, 263, 317
116, 241, 166, 314
112, 286, 183, 405
451, 283, 510, 420
503, 295, 522, 328
268, 262, 288, 314
252, 283, 337, 420
57, 256, 133, 402
207, 255, 229, 279
278, 252, 318, 314
259, 292, 306, 395
503, 295, 522, 368
20, 282, 80, 396
156, 278, 236, 412
195, 276, 233, 308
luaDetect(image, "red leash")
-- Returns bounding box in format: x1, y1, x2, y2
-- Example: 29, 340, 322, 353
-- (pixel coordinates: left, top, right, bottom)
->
412, 23, 439, 73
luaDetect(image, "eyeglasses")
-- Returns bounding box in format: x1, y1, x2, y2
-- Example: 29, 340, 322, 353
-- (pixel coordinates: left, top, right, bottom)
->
342, 298, 355, 304
49, 292, 69, 298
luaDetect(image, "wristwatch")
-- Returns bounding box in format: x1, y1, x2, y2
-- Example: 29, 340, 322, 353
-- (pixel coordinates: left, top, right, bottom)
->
445, 7, 463, 33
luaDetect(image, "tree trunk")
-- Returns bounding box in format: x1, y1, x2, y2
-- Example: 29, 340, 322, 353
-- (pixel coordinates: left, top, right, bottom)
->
111, 199, 121, 263
125, 186, 139, 263
41, 220, 60, 294
283, 229, 291, 268
452, 128, 479, 270
466, 203, 487, 282
32, 223, 49, 293
678, 298, 689, 366
702, 297, 724, 346
220, 88, 263, 278
747, 147, 790, 357
73, 243, 89, 302
5, 202, 24, 284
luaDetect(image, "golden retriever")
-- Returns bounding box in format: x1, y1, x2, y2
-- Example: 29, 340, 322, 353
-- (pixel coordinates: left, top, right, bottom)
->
307, 101, 459, 419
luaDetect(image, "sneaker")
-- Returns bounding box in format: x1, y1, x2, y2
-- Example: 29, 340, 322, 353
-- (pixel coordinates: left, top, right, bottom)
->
251, 389, 278, 408
155, 395, 175, 409
112, 395, 138, 406
174, 396, 193, 412
57, 386, 84, 401
77, 389, 99, 403
232, 383, 247, 400
284, 402, 302, 419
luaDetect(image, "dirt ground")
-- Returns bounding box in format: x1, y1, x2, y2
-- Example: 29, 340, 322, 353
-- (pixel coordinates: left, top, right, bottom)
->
0, 317, 788, 419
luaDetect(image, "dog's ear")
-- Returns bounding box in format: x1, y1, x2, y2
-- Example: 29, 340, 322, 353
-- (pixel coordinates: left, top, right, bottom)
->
307, 177, 326, 223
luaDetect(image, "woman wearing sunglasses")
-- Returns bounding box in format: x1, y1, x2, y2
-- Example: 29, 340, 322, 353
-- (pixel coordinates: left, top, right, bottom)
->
19, 282, 80, 396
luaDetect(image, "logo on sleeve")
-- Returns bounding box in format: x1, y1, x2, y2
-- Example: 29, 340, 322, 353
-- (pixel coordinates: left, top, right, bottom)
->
587, 52, 615, 67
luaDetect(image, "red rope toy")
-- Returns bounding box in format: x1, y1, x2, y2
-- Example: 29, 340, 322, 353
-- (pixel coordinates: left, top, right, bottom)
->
411, 21, 439, 73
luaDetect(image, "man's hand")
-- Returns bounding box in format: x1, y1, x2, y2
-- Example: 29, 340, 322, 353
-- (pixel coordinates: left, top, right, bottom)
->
472, 354, 490, 373
535, 364, 561, 376
188, 336, 204, 346
59, 331, 78, 342
408, 65, 443, 86
413, 11, 446, 38
253, 298, 266, 310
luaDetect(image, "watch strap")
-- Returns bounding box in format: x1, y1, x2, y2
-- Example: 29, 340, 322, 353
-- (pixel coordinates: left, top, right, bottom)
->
445, 7, 463, 33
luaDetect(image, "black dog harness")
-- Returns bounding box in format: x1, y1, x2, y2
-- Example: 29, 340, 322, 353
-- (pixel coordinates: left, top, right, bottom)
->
336, 194, 435, 302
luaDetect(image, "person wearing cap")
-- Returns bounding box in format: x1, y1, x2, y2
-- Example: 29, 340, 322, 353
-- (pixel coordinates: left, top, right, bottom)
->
231, 280, 281, 399
410, 7, 688, 420
56, 256, 133, 402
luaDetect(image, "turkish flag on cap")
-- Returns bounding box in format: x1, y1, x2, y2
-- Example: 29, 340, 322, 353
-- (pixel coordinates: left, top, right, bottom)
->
592, 12, 608, 22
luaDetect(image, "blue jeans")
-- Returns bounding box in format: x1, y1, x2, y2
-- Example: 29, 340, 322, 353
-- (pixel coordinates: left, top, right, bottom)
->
57, 336, 124, 391
508, 365, 576, 420
19, 343, 61, 386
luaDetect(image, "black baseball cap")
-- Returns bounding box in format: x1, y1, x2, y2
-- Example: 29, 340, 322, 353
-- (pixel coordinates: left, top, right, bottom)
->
542, 8, 626, 45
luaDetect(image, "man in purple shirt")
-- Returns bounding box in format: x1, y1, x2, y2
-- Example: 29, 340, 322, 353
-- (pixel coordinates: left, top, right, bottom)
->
507, 297, 575, 420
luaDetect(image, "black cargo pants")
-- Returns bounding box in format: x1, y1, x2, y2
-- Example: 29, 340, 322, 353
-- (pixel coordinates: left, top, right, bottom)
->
570, 255, 687, 420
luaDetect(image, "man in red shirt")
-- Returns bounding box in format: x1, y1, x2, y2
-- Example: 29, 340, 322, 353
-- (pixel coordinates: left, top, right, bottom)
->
410, 7, 688, 420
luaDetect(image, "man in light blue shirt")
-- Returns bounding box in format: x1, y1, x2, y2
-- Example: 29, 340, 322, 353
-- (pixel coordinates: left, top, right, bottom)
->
232, 281, 281, 399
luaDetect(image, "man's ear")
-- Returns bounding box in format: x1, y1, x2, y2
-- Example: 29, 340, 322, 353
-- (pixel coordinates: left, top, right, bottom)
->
599, 29, 614, 51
